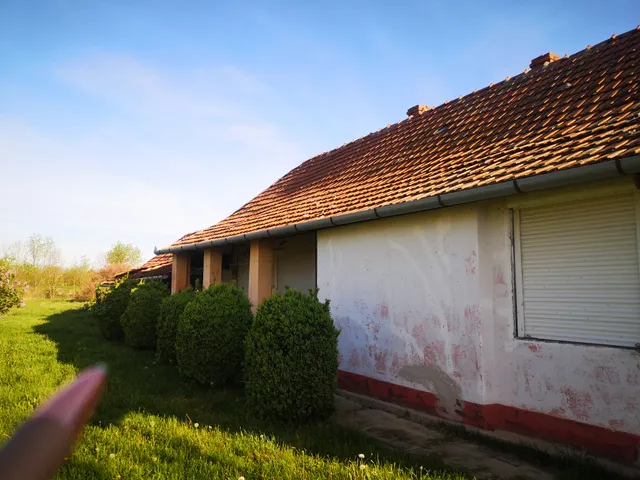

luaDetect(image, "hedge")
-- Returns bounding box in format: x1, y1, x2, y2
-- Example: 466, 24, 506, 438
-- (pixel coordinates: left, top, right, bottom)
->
121, 280, 169, 349
94, 278, 132, 341
176, 283, 252, 386
244, 289, 339, 421
157, 287, 196, 363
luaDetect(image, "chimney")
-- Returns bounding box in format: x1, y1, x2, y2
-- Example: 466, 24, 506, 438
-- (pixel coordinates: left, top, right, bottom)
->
407, 104, 430, 117
529, 52, 560, 70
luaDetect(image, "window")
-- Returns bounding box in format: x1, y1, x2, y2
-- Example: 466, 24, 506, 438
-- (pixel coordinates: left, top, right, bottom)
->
513, 192, 640, 347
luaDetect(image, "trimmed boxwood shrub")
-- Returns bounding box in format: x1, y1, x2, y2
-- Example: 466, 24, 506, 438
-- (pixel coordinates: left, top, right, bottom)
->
121, 280, 169, 349
94, 278, 132, 341
157, 287, 196, 363
245, 289, 339, 422
176, 283, 252, 386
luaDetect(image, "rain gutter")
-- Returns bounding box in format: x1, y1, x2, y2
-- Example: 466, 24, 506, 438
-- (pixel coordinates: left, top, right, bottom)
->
155, 156, 640, 255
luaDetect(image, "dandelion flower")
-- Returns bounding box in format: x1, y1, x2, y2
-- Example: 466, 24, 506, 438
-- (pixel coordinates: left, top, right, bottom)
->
95, 447, 100, 452
194, 423, 199, 428
360, 464, 366, 470
116, 476, 121, 479
358, 453, 365, 459
239, 477, 245, 480
109, 453, 116, 459
150, 420, 155, 427
152, 456, 158, 462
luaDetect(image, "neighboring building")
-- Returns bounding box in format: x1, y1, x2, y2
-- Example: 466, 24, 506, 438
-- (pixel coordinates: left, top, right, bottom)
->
118, 233, 203, 284
155, 28, 640, 462
117, 253, 173, 281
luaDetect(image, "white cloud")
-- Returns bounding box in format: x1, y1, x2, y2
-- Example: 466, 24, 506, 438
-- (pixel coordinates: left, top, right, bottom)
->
1, 54, 306, 265
56, 54, 235, 119
0, 117, 202, 261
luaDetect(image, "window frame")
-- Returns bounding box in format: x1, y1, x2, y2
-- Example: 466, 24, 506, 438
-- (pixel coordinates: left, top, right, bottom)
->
510, 181, 640, 348
512, 208, 526, 339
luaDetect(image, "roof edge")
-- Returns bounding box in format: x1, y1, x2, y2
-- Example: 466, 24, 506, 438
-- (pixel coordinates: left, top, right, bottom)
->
115, 265, 172, 280
155, 155, 640, 255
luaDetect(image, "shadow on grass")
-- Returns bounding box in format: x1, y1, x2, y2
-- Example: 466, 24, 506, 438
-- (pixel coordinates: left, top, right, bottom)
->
34, 305, 461, 477
55, 459, 113, 480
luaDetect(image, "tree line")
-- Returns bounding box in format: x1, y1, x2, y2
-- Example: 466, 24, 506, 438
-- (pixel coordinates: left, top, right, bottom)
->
1, 234, 143, 302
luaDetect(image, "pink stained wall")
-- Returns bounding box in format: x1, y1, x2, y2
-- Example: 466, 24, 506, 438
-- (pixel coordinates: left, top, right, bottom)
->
317, 178, 640, 437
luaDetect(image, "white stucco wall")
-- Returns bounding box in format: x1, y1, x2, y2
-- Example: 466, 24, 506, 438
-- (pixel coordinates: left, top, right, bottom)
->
317, 178, 640, 434
318, 207, 484, 417
273, 233, 316, 294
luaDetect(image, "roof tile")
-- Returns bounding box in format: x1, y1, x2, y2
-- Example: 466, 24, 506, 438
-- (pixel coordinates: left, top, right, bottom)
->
125, 254, 172, 279
170, 28, 640, 248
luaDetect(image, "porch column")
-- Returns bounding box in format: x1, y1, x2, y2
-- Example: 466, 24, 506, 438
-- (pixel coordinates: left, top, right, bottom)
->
248, 239, 273, 311
202, 248, 222, 289
171, 253, 190, 294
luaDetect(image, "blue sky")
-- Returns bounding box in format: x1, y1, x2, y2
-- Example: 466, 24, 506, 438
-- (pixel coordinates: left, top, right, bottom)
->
1, 1, 638, 265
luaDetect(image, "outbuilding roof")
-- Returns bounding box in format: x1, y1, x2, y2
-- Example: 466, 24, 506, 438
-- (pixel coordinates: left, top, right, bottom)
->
124, 253, 173, 279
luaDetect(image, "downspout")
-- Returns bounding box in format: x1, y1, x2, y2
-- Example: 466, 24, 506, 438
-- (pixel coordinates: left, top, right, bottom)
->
155, 156, 640, 255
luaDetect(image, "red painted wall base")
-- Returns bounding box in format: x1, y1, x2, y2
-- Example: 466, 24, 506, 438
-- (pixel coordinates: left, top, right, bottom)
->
338, 370, 640, 463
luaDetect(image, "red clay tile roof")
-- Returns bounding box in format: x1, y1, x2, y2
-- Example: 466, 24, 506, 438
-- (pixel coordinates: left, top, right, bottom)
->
172, 28, 640, 248
123, 254, 172, 279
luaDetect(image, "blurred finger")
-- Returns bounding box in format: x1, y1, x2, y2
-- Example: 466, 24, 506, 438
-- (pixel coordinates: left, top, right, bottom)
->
0, 364, 107, 480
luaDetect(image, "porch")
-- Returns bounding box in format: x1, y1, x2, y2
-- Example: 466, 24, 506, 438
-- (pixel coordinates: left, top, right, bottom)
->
170, 232, 316, 308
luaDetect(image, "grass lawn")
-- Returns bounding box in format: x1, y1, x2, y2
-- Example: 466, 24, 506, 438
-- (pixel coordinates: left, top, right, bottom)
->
0, 300, 466, 480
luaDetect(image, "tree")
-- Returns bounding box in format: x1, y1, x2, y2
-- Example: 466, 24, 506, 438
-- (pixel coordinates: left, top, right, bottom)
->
41, 265, 64, 299
21, 235, 61, 294
64, 256, 94, 294
27, 234, 60, 268
106, 242, 142, 267
1, 241, 25, 264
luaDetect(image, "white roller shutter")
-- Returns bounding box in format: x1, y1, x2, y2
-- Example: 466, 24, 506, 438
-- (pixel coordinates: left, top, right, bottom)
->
515, 192, 640, 347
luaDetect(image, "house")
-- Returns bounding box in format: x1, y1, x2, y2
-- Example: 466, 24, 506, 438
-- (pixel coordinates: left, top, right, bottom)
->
155, 28, 640, 462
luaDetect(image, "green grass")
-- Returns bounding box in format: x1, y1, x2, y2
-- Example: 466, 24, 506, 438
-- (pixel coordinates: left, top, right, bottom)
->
0, 300, 466, 480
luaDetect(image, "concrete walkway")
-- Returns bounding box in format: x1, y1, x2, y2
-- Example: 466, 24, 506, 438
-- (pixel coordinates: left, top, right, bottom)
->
333, 392, 555, 480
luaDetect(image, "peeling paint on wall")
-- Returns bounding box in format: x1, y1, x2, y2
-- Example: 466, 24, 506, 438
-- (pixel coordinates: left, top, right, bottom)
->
317, 184, 640, 438
422, 340, 446, 365
464, 250, 477, 276
560, 387, 594, 421
317, 208, 485, 409
591, 366, 620, 385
